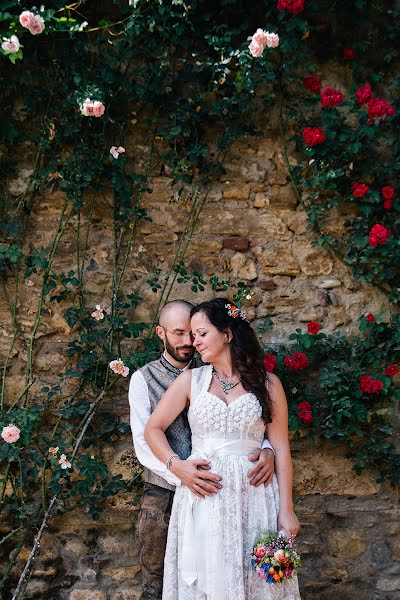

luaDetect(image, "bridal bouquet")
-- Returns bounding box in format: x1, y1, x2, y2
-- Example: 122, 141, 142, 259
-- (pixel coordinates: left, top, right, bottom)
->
251, 531, 301, 583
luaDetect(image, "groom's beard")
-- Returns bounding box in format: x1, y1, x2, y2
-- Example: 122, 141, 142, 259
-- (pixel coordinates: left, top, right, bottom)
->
165, 335, 195, 364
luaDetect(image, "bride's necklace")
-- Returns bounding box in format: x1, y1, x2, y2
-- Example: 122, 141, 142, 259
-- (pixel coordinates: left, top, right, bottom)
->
212, 367, 241, 394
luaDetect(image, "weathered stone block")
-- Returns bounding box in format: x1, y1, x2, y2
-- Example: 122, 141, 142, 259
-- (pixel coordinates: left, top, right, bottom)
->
293, 447, 380, 496
69, 591, 106, 600
111, 589, 141, 600
222, 182, 250, 200
222, 237, 250, 252
252, 244, 300, 276
376, 576, 400, 592
230, 253, 257, 280
63, 540, 89, 556
103, 565, 141, 583
259, 279, 276, 291
253, 192, 270, 208
329, 531, 366, 559
24, 579, 49, 598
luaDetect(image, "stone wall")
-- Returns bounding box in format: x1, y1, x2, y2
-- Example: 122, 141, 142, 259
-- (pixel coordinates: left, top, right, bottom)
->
1, 129, 399, 599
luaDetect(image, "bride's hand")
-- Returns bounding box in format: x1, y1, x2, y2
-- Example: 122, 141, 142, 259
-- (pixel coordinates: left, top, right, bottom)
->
278, 509, 300, 539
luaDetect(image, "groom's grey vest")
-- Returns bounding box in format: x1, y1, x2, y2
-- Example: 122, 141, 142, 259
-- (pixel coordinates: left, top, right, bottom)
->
140, 355, 195, 491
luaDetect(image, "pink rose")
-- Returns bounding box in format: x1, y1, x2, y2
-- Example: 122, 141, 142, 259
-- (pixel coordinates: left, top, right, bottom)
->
110, 146, 125, 159
274, 549, 286, 562
80, 98, 95, 116
254, 546, 266, 558
252, 28, 268, 46
1, 424, 21, 443
249, 40, 264, 57
19, 10, 34, 28
27, 15, 45, 35
109, 359, 129, 377
248, 28, 279, 56
19, 11, 45, 35
265, 32, 279, 48
93, 101, 105, 118
58, 453, 72, 469
91, 304, 105, 320
2, 35, 20, 54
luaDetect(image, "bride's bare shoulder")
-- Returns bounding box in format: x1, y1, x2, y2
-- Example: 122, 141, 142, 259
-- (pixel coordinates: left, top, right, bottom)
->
266, 372, 286, 398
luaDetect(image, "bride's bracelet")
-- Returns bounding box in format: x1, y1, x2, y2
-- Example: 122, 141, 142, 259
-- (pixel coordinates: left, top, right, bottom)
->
166, 453, 179, 471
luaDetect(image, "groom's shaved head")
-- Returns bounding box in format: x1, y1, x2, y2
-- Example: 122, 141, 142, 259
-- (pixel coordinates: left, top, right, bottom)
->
159, 299, 193, 327
157, 299, 195, 364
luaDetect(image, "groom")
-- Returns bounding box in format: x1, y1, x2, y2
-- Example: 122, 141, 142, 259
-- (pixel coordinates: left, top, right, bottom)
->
129, 299, 275, 600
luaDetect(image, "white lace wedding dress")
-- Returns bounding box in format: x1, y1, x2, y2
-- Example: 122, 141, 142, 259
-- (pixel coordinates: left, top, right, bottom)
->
162, 364, 301, 600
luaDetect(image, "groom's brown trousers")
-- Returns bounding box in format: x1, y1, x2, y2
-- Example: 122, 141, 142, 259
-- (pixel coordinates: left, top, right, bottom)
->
137, 482, 175, 600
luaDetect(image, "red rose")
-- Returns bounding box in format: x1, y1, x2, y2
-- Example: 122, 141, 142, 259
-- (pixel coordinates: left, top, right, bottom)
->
343, 48, 356, 61
383, 199, 393, 210
368, 97, 389, 119
307, 321, 320, 334
298, 402, 313, 424
385, 104, 395, 116
298, 401, 311, 411
359, 375, 383, 394
366, 313, 375, 323
303, 127, 326, 147
368, 224, 391, 247
352, 182, 369, 198
294, 351, 309, 369
381, 186, 395, 200
284, 355, 297, 371
384, 365, 399, 377
303, 75, 322, 94
355, 84, 373, 105
299, 410, 313, 424
284, 351, 309, 370
277, 0, 305, 14
320, 87, 344, 108
264, 353, 277, 372
351, 181, 369, 198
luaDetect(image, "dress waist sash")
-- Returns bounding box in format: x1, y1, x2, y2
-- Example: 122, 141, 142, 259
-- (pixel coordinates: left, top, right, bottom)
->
191, 436, 261, 458
181, 437, 261, 597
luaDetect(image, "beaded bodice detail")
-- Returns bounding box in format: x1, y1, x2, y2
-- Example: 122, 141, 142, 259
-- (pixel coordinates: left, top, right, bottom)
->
188, 364, 266, 441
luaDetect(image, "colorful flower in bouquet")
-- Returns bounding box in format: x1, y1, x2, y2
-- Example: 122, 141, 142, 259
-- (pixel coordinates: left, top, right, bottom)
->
251, 531, 301, 584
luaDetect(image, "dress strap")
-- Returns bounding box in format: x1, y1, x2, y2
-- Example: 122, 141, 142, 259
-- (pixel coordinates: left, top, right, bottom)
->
190, 365, 212, 403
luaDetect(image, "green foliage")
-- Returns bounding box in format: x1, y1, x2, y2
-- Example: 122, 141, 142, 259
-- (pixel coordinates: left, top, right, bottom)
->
0, 0, 399, 594
266, 313, 400, 484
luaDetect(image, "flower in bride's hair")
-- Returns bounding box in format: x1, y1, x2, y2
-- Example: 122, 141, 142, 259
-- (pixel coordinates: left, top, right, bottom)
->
225, 303, 247, 320
109, 358, 129, 377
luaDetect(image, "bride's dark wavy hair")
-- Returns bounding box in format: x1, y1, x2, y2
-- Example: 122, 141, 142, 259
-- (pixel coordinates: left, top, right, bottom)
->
191, 298, 272, 424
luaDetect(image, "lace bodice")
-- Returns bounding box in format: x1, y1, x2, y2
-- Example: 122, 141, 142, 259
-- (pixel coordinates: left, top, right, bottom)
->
188, 365, 266, 442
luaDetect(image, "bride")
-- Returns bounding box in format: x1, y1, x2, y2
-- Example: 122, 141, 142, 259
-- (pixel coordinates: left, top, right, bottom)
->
145, 298, 301, 599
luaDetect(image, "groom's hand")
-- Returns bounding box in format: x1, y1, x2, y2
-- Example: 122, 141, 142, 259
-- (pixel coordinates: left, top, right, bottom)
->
170, 458, 222, 498
248, 448, 274, 487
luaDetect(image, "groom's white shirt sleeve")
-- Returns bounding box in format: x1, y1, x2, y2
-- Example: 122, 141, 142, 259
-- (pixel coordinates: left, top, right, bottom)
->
129, 370, 181, 487
261, 438, 274, 453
